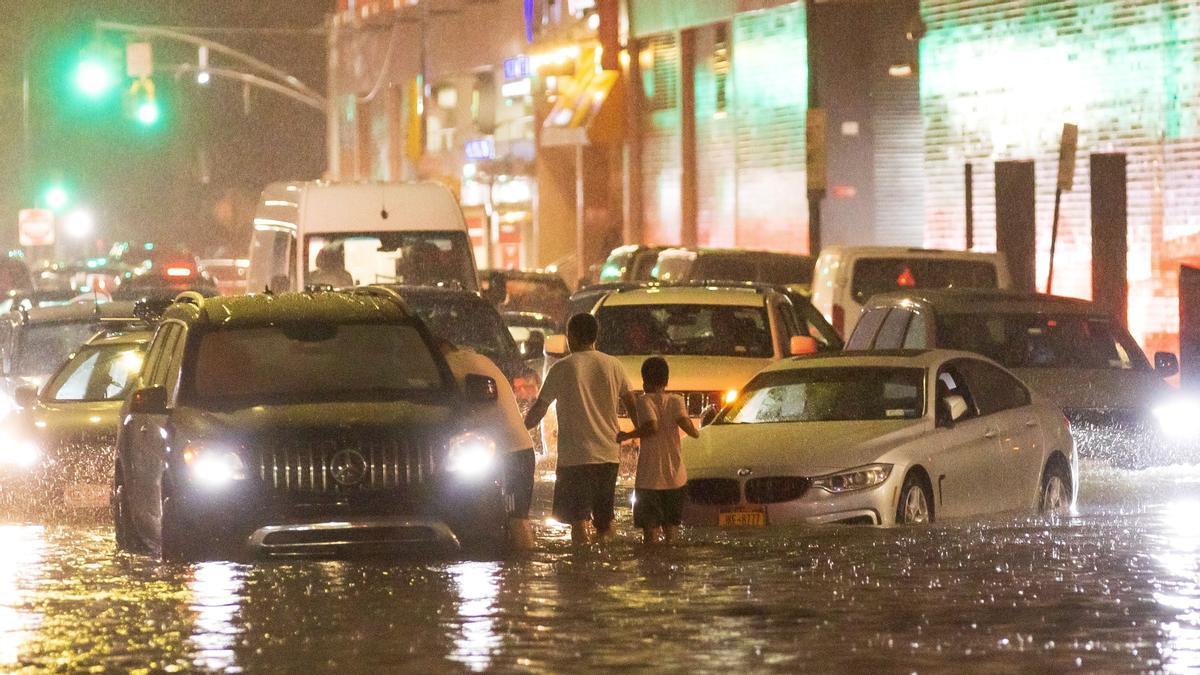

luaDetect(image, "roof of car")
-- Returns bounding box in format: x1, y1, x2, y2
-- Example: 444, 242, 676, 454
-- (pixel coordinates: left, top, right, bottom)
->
162, 291, 412, 327
817, 246, 1003, 260
11, 301, 139, 326
601, 285, 769, 307
659, 247, 812, 260
481, 269, 567, 284
865, 288, 1101, 315
760, 348, 991, 373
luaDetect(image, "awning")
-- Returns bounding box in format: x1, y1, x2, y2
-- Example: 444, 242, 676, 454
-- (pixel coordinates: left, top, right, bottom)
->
540, 69, 625, 147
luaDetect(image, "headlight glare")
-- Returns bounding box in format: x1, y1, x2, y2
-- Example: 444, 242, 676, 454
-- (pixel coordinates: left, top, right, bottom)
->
182, 445, 246, 486
1152, 397, 1200, 440
812, 464, 893, 493
445, 432, 497, 479
0, 437, 40, 469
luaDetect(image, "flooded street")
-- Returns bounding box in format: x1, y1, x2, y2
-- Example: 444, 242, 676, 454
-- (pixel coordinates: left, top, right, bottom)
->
0, 462, 1197, 673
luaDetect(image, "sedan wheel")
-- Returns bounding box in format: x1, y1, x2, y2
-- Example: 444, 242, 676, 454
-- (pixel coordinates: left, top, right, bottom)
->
1040, 467, 1072, 516
897, 474, 932, 525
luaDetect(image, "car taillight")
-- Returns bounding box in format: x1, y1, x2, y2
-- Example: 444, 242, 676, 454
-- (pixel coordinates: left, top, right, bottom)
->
832, 304, 845, 337
166, 266, 193, 278
513, 373, 540, 403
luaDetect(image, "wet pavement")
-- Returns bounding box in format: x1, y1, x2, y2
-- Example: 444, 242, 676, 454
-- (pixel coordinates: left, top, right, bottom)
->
1, 461, 1198, 672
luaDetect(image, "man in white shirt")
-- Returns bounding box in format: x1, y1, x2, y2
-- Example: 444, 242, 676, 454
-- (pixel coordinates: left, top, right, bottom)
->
524, 313, 638, 545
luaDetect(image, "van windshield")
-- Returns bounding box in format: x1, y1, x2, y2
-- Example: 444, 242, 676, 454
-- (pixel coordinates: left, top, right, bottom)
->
304, 232, 475, 290
851, 258, 998, 303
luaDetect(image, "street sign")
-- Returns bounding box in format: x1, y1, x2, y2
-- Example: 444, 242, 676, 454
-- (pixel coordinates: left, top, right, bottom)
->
1057, 123, 1078, 191
806, 108, 828, 192
18, 208, 55, 247
126, 42, 153, 78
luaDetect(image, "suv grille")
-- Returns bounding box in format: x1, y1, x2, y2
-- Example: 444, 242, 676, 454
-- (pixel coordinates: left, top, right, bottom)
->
620, 391, 722, 418
254, 434, 436, 494
745, 477, 809, 504
686, 478, 741, 506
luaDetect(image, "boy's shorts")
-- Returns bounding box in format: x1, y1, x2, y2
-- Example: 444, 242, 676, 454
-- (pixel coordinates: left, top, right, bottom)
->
552, 462, 619, 530
504, 449, 535, 519
633, 487, 686, 529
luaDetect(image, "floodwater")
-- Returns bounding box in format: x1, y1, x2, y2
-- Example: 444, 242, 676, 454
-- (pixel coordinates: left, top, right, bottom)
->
1, 462, 1198, 672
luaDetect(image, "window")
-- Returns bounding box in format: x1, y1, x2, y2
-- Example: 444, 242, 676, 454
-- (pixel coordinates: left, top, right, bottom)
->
845, 308, 888, 350
712, 24, 730, 113
903, 312, 929, 349
873, 309, 914, 350
936, 364, 980, 422
691, 256, 756, 283
13, 323, 102, 379
935, 313, 1152, 371
304, 231, 475, 290
641, 35, 679, 112
43, 344, 145, 402
597, 304, 773, 358
850, 258, 999, 304
247, 227, 294, 292
722, 367, 925, 424
958, 359, 1031, 416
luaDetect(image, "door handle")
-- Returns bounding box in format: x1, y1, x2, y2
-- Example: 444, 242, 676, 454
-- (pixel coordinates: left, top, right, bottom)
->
983, 428, 998, 439
1025, 420, 1039, 428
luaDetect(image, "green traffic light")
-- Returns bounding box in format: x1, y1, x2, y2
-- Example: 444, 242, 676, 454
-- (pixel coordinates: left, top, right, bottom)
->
44, 185, 69, 211
75, 58, 116, 99
136, 100, 160, 126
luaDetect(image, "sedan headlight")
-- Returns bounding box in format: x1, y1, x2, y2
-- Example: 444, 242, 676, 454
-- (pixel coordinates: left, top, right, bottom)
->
181, 445, 246, 486
811, 464, 893, 493
1152, 397, 1200, 441
445, 432, 497, 480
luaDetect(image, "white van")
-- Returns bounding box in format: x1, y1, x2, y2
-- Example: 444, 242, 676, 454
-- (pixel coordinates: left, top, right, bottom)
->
247, 182, 478, 293
811, 246, 1012, 338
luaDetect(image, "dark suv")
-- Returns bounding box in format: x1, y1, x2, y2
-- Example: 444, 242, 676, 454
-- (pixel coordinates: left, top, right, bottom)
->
112, 290, 513, 561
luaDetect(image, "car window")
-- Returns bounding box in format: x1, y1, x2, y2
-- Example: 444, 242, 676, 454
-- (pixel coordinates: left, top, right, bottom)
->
787, 296, 843, 350
873, 309, 913, 350
13, 322, 100, 379
903, 312, 929, 349
597, 303, 774, 358
692, 256, 756, 282
43, 344, 145, 402
935, 312, 1152, 371
958, 359, 1031, 416
936, 363, 980, 421
845, 308, 888, 350
407, 297, 521, 370
851, 258, 999, 303
760, 257, 813, 285
722, 367, 925, 423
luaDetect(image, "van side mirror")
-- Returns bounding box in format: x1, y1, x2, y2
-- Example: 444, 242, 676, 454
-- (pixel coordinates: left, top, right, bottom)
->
544, 334, 569, 358
937, 394, 968, 427
700, 405, 719, 428
13, 383, 37, 409
522, 331, 546, 360
1155, 352, 1179, 378
789, 335, 819, 356
129, 385, 169, 415
464, 374, 499, 404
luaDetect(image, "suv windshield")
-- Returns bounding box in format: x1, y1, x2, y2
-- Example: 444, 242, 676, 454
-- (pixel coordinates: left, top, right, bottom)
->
722, 367, 926, 424
936, 313, 1151, 370
189, 323, 445, 404
14, 322, 100, 379
406, 296, 522, 369
43, 343, 145, 402
304, 232, 474, 289
852, 258, 998, 303
597, 304, 773, 358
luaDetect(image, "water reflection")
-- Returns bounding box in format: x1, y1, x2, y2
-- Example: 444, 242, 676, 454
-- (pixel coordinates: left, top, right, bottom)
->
1155, 499, 1200, 671
0, 525, 44, 667
448, 561, 501, 672
187, 561, 246, 671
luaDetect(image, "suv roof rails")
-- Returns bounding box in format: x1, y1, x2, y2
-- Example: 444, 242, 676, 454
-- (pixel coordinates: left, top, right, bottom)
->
349, 285, 411, 312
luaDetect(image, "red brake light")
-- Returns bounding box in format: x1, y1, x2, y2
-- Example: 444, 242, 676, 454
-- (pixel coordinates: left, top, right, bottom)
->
897, 266, 916, 287
165, 266, 193, 278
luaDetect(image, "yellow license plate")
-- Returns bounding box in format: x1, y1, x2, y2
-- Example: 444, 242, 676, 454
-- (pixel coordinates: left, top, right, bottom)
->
719, 508, 766, 527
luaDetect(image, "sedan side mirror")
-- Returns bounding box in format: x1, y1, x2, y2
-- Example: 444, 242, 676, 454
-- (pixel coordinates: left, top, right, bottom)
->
464, 374, 499, 404
937, 394, 968, 427
700, 405, 719, 428
1155, 351, 1179, 378
789, 335, 819, 356
129, 385, 169, 415
544, 334, 569, 358
13, 383, 37, 409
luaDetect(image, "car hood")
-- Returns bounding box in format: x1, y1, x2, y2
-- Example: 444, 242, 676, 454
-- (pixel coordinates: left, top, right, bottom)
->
174, 400, 456, 440
1013, 368, 1169, 411
613, 355, 773, 393
685, 418, 930, 476
29, 400, 124, 439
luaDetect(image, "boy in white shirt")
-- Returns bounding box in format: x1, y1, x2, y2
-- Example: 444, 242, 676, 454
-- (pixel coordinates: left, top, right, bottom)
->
618, 357, 700, 545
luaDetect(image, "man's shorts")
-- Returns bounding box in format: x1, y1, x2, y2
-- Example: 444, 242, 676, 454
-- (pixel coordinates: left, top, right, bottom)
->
633, 487, 686, 529
552, 462, 620, 531
504, 449, 536, 519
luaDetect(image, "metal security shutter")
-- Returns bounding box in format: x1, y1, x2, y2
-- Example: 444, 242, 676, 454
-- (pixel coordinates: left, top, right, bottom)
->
921, 0, 1200, 354
732, 4, 809, 253
870, 6, 925, 246
640, 33, 683, 245
694, 23, 737, 247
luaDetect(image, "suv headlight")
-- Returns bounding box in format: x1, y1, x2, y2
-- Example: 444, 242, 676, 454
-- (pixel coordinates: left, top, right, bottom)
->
181, 444, 246, 486
1152, 397, 1200, 441
811, 464, 893, 493
445, 432, 496, 480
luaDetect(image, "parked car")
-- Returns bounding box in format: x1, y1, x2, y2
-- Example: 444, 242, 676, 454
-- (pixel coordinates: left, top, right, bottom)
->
0, 319, 151, 515
652, 248, 815, 293
501, 311, 561, 359
847, 289, 1186, 465
810, 246, 1012, 338
111, 267, 219, 302
0, 302, 139, 412
479, 269, 570, 326
112, 289, 524, 561
682, 350, 1076, 527
198, 258, 250, 296
564, 281, 644, 329
599, 245, 667, 283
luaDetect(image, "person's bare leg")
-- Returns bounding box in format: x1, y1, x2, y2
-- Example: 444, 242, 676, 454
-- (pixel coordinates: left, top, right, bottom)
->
594, 523, 616, 544
570, 520, 591, 546
662, 526, 680, 544
508, 517, 535, 551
